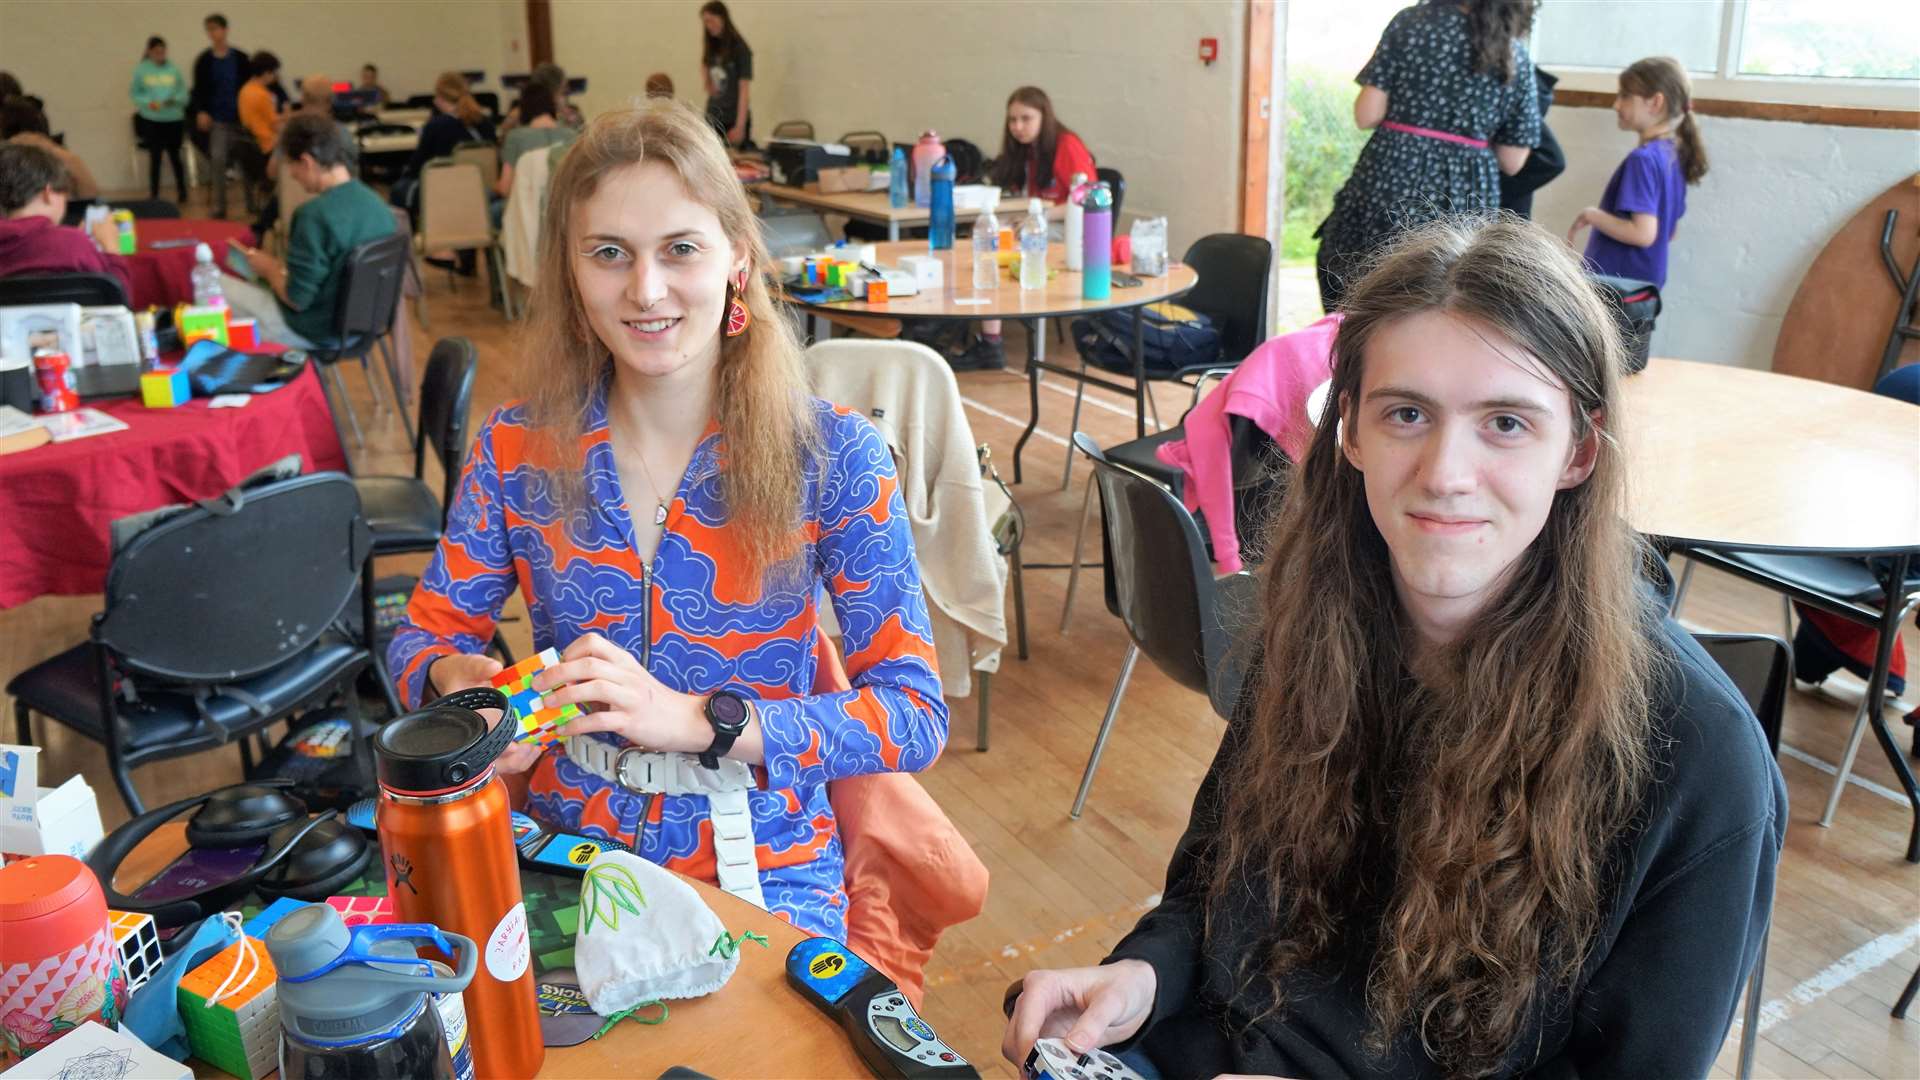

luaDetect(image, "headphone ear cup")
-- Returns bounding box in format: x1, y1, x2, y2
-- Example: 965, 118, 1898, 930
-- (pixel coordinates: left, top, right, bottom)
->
185, 784, 308, 847
254, 818, 374, 902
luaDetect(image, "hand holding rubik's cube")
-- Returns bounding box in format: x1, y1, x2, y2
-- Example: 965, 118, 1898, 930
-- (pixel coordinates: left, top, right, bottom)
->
490, 648, 584, 747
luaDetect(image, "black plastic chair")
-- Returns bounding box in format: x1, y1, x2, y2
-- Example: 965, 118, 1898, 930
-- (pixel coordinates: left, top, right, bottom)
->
1691, 633, 1787, 1080
771, 120, 815, 141
8, 473, 373, 813
309, 230, 413, 466
0, 272, 129, 307
1673, 549, 1920, 857
352, 337, 499, 714
1061, 233, 1273, 487
1069, 432, 1254, 818
109, 199, 181, 219
1096, 166, 1126, 222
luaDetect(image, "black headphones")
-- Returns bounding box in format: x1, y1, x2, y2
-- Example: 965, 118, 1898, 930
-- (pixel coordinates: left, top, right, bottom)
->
88, 780, 373, 928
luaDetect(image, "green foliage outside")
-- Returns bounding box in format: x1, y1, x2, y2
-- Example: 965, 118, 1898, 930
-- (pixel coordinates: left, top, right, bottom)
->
1282, 68, 1370, 265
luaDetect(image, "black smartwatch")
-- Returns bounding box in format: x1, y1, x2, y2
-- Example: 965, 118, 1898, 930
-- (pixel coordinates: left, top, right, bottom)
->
700, 690, 751, 769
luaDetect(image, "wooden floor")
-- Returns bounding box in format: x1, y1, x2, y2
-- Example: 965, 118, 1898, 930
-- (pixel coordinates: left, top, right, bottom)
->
4, 206, 1917, 1078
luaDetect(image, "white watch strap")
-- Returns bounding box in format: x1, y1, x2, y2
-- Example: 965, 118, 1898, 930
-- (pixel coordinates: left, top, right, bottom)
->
562, 738, 767, 909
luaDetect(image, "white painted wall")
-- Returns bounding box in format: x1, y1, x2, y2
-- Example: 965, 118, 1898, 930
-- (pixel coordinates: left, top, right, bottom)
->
1530, 102, 1920, 369
552, 0, 1250, 247
0, 0, 524, 193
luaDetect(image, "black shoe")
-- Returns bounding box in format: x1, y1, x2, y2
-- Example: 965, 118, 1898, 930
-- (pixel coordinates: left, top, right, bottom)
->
949, 336, 1006, 372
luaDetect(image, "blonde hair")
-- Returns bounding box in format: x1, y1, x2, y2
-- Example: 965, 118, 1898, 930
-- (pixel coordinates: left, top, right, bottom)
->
521, 98, 819, 587
434, 71, 484, 127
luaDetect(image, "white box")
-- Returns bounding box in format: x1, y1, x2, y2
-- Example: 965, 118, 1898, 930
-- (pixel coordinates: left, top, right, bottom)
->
850, 269, 919, 299
897, 254, 944, 290
79, 307, 140, 368
0, 745, 105, 863
0, 304, 84, 366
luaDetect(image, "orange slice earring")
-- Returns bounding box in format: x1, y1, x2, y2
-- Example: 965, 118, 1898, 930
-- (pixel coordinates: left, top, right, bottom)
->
725, 268, 752, 337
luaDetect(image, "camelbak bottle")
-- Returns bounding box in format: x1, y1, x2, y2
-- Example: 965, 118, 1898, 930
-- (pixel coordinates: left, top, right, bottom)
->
267, 903, 477, 1080
929, 155, 957, 251
374, 688, 544, 1079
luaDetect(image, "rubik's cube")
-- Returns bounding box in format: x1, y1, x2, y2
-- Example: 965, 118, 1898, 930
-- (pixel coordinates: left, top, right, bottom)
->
109, 910, 163, 994
178, 937, 278, 1080
489, 647, 582, 746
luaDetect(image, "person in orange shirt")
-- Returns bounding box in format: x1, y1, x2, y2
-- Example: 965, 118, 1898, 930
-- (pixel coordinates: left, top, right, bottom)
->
236, 50, 281, 155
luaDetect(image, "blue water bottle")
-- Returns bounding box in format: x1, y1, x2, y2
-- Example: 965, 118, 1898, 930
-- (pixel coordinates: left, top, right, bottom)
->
888, 146, 909, 209
928, 155, 956, 251
1081, 182, 1112, 300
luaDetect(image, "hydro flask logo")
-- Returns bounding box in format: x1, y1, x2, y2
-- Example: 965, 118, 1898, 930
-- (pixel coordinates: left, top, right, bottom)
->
390, 853, 418, 895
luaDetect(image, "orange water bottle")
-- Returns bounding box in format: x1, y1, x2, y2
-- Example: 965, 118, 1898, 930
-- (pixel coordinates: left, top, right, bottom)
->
374, 688, 544, 1079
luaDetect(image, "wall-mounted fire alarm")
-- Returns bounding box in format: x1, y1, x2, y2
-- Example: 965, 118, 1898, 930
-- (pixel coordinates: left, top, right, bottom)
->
1199, 37, 1219, 65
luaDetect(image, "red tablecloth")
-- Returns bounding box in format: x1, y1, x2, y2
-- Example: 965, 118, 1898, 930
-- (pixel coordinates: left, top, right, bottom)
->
124, 219, 256, 309
0, 362, 346, 608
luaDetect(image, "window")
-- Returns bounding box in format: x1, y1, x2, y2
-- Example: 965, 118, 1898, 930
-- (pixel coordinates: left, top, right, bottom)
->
1532, 0, 1920, 107
1737, 1, 1920, 80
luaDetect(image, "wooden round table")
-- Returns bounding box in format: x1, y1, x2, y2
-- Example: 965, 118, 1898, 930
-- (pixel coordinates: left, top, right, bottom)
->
783, 240, 1199, 483
116, 822, 875, 1077
1623, 358, 1920, 857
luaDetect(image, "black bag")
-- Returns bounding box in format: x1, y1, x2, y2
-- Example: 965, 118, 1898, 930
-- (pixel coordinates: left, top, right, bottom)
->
943, 138, 986, 184
179, 345, 307, 396
1591, 274, 1661, 374
1072, 302, 1222, 376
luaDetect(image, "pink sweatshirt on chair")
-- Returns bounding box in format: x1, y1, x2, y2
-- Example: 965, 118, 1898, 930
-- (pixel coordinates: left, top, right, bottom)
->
1155, 314, 1342, 573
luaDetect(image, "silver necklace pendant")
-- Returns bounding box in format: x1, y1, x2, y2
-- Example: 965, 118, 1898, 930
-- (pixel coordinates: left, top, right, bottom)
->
653, 502, 668, 526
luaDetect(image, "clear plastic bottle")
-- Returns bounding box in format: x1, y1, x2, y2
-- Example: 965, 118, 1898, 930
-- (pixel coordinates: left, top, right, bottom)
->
972, 207, 1000, 292
888, 146, 909, 210
1019, 198, 1048, 291
191, 242, 227, 309
1064, 172, 1089, 272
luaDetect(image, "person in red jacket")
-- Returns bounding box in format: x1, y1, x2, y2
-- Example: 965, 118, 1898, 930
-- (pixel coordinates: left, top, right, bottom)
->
0, 143, 133, 299
953, 86, 1097, 372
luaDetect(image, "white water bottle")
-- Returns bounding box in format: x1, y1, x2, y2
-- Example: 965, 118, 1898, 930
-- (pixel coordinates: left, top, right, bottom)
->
972, 206, 1000, 292
1019, 198, 1048, 291
191, 242, 228, 309
1064, 172, 1088, 272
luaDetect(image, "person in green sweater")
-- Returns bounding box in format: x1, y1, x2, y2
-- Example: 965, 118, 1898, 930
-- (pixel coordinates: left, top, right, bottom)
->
230, 112, 397, 348
130, 36, 190, 201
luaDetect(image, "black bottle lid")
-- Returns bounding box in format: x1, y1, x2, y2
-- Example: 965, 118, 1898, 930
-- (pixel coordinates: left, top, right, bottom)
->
374, 687, 514, 795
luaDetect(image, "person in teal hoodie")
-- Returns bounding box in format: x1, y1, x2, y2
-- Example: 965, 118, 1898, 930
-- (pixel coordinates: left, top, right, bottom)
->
131, 36, 190, 201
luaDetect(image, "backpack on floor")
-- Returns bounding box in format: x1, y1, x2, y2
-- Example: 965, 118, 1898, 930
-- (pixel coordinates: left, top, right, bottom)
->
1071, 302, 1222, 376
1591, 274, 1661, 374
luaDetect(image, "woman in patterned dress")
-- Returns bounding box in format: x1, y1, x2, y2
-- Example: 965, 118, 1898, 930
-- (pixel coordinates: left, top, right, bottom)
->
1315, 0, 1542, 311
389, 99, 947, 940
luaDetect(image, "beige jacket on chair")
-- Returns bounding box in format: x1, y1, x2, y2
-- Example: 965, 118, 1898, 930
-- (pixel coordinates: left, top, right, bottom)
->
807, 339, 1009, 697
500, 145, 554, 289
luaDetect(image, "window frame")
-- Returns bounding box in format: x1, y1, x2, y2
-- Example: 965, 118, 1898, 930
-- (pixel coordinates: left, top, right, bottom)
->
1541, 0, 1920, 111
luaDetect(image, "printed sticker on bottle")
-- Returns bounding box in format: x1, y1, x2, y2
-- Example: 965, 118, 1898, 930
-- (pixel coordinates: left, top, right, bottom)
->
485, 902, 530, 983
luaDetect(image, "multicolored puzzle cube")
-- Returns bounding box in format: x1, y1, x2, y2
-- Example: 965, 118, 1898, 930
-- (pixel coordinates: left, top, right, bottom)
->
226, 317, 258, 350
175, 305, 229, 348
108, 910, 162, 994
488, 647, 582, 745
140, 366, 190, 408
177, 937, 277, 1080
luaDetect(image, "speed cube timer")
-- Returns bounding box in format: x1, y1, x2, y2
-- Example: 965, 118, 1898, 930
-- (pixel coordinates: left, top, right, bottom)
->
109, 909, 163, 993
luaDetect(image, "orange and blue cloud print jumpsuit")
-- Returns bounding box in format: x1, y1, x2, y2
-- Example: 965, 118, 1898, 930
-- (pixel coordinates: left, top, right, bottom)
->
389, 391, 948, 940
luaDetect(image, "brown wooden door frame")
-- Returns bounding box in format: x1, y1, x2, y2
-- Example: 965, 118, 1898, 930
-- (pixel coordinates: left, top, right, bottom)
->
1240, 0, 1276, 238
528, 0, 554, 67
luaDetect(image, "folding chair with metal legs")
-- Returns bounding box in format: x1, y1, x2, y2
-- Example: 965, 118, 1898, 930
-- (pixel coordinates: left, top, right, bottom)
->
1071, 643, 1139, 819
319, 362, 365, 452
1061, 471, 1099, 633
376, 335, 417, 447
1737, 917, 1768, 1079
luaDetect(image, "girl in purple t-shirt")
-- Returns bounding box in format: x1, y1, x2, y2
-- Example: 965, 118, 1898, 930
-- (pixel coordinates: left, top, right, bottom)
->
1567, 57, 1708, 287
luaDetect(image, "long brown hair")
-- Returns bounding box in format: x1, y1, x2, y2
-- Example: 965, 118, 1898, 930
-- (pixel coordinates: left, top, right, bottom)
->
433, 71, 484, 127
1620, 56, 1709, 185
987, 86, 1070, 193
700, 0, 748, 66
1207, 217, 1657, 1075
521, 99, 819, 586
1460, 0, 1537, 83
